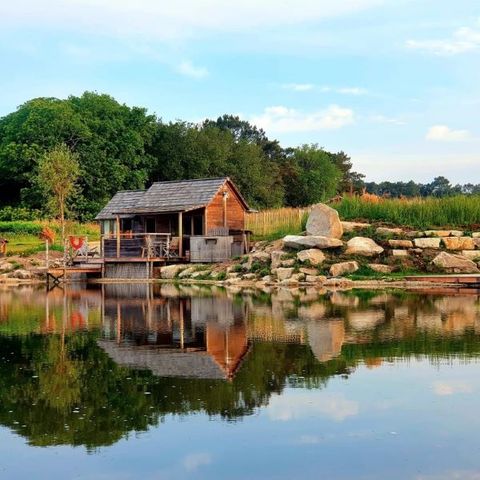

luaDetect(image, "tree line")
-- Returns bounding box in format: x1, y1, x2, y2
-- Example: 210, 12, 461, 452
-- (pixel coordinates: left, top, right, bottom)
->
364, 176, 480, 198
0, 92, 361, 220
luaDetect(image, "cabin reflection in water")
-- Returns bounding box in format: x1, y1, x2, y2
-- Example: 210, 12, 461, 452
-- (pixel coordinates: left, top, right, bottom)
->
99, 284, 249, 380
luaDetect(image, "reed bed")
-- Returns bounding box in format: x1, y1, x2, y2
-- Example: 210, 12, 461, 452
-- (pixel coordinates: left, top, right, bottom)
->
246, 207, 311, 239
334, 195, 480, 229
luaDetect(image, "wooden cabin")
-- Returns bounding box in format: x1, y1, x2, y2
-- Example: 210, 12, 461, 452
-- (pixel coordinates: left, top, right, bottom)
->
94, 177, 251, 274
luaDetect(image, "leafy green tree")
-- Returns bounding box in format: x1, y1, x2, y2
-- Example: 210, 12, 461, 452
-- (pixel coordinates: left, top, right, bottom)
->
283, 144, 342, 206
37, 144, 80, 243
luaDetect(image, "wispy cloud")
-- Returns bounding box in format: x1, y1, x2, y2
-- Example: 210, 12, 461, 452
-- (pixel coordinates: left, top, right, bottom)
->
282, 83, 315, 91
177, 60, 209, 79
250, 104, 354, 133
267, 392, 359, 422
282, 83, 368, 95
426, 125, 471, 142
370, 114, 406, 125
183, 453, 212, 472
432, 381, 473, 396
0, 0, 387, 41
406, 21, 480, 56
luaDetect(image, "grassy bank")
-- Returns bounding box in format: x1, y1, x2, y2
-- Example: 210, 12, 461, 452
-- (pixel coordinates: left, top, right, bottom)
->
0, 220, 99, 257
334, 195, 480, 230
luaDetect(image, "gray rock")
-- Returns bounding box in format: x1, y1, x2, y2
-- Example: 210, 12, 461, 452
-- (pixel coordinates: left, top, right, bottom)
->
306, 203, 343, 238
280, 259, 295, 267
9, 269, 31, 280
270, 250, 285, 269
368, 263, 394, 273
413, 238, 441, 249
160, 264, 187, 279
388, 239, 413, 248
341, 221, 371, 233
441, 237, 476, 251
345, 237, 384, 257
276, 267, 294, 281
296, 248, 325, 266
432, 252, 480, 273
283, 235, 343, 250
376, 227, 403, 236
329, 261, 359, 277
391, 249, 409, 257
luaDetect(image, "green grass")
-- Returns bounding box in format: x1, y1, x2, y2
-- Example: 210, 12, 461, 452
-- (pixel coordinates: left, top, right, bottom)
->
334, 195, 480, 229
1, 220, 99, 257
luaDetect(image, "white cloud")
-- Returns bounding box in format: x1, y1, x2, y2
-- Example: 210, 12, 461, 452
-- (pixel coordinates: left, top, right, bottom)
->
267, 392, 359, 422
282, 83, 315, 92
0, 0, 387, 41
426, 125, 471, 142
183, 453, 212, 472
250, 104, 354, 133
406, 22, 480, 56
370, 114, 406, 125
432, 381, 473, 397
177, 60, 209, 79
282, 84, 367, 95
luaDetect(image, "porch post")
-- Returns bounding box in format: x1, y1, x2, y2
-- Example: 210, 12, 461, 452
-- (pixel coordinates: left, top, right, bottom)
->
116, 215, 120, 258
178, 211, 183, 258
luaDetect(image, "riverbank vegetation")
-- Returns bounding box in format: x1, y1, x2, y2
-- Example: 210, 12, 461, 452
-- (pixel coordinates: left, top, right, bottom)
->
0, 221, 98, 256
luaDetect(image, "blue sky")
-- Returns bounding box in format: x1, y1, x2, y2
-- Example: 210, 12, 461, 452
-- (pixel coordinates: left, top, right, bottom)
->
0, 0, 479, 183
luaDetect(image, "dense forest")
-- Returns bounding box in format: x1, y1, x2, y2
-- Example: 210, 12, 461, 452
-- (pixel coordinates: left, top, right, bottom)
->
0, 92, 359, 220
0, 91, 477, 221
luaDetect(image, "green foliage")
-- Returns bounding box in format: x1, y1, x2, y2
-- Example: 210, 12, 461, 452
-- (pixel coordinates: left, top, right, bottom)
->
0, 93, 356, 219
335, 195, 480, 229
0, 221, 43, 235
0, 206, 41, 221
282, 144, 342, 206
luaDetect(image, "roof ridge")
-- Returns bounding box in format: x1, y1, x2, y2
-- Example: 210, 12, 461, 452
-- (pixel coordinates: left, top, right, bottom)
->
150, 176, 228, 186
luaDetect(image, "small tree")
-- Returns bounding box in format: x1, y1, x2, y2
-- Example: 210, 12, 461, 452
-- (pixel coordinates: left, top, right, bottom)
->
38, 144, 80, 246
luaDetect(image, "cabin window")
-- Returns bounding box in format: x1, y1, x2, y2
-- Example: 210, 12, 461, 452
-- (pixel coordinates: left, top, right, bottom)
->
145, 218, 156, 233
122, 218, 132, 232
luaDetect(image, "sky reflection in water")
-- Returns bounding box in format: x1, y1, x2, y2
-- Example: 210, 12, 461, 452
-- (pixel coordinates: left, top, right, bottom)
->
0, 284, 480, 480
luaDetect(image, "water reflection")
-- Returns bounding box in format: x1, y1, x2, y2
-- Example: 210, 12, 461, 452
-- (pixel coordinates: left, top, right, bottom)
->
0, 284, 480, 454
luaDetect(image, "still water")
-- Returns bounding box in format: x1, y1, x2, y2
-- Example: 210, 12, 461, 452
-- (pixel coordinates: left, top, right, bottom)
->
1, 284, 480, 479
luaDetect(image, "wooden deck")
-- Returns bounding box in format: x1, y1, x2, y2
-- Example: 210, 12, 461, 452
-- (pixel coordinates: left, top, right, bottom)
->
405, 274, 480, 286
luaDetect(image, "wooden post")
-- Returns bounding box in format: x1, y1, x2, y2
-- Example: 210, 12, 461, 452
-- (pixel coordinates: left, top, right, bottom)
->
203, 208, 208, 235
178, 211, 183, 258
190, 216, 195, 236
45, 239, 49, 270
116, 215, 120, 258
100, 235, 104, 258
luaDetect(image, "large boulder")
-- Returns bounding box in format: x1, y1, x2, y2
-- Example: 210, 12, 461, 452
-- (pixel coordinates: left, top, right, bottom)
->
329, 261, 359, 277
283, 235, 343, 250
432, 252, 480, 273
306, 203, 343, 239
296, 249, 325, 266
345, 237, 384, 257
160, 264, 186, 279
245, 251, 271, 269
368, 263, 394, 273
424, 230, 463, 237
441, 237, 476, 251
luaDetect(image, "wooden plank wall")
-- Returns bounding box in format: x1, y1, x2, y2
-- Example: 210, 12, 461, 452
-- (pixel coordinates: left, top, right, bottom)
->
206, 183, 245, 231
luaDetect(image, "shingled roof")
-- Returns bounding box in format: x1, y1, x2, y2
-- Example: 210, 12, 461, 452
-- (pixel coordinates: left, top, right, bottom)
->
96, 177, 249, 218
95, 190, 146, 220
97, 340, 233, 380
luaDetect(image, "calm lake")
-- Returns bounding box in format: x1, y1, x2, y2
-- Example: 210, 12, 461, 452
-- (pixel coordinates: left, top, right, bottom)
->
1, 284, 480, 480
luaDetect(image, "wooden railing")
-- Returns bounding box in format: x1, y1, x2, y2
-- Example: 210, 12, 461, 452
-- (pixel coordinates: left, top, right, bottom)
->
101, 233, 178, 259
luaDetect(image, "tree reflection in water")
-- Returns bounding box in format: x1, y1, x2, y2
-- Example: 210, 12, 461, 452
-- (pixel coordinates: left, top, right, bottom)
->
0, 284, 479, 449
